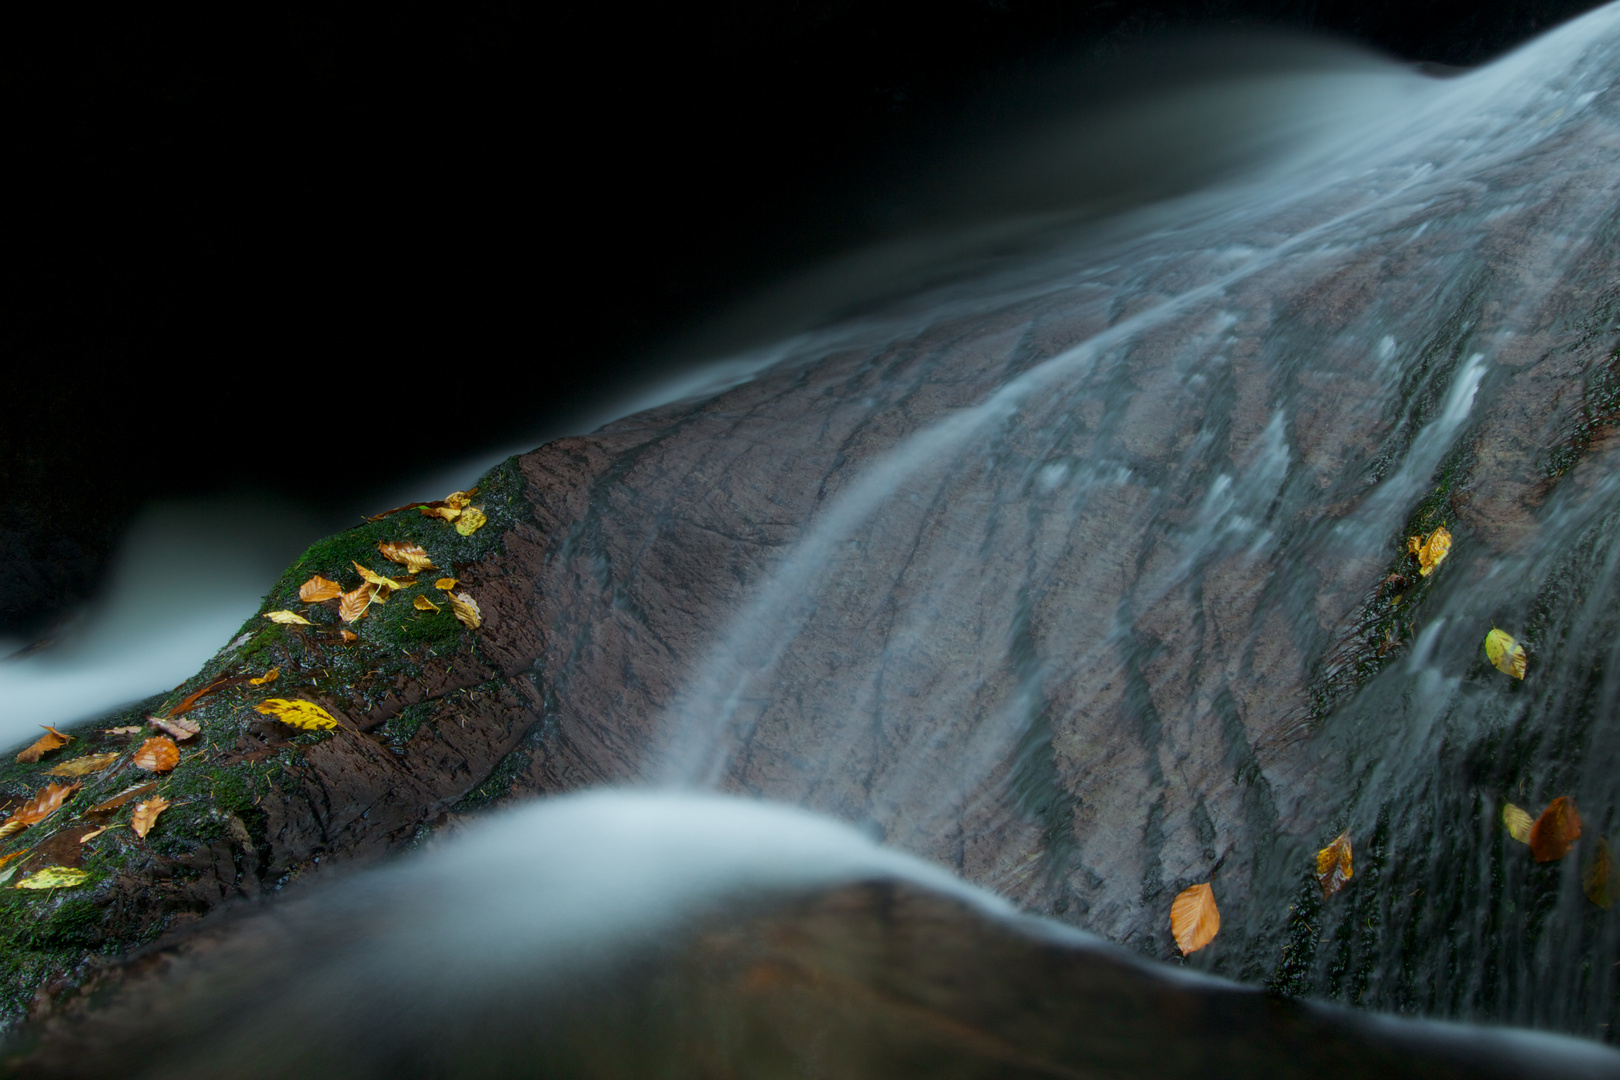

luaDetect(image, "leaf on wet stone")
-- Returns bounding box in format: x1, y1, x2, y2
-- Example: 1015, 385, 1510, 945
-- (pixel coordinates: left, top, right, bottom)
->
371, 584, 392, 605
339, 628, 358, 643
248, 667, 280, 686
1408, 526, 1452, 577
254, 699, 340, 730
414, 595, 441, 612
1584, 838, 1620, 909
448, 591, 482, 629
1170, 883, 1220, 955
298, 575, 343, 603
149, 716, 200, 742
0, 782, 82, 837
266, 610, 312, 625
169, 674, 232, 718
339, 582, 376, 623
454, 507, 487, 536
378, 541, 436, 576
1316, 830, 1354, 898
17, 725, 73, 764
1503, 803, 1534, 844
89, 783, 158, 814
352, 561, 408, 591
1530, 796, 1582, 862
434, 578, 458, 591
16, 867, 90, 890
1485, 628, 1528, 679
420, 504, 461, 523
102, 726, 142, 736
131, 796, 171, 839
79, 824, 116, 843
44, 752, 120, 777
132, 737, 180, 773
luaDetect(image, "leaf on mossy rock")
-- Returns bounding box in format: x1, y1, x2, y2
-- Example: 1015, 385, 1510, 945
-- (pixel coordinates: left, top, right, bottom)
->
454, 507, 488, 536
1529, 796, 1582, 862
15, 866, 90, 890
89, 783, 158, 814
0, 782, 82, 838
132, 796, 171, 839
149, 716, 200, 742
1407, 526, 1453, 577
339, 582, 376, 623
1485, 628, 1528, 679
448, 591, 482, 629
1584, 838, 1620, 909
265, 610, 312, 626
434, 578, 458, 591
298, 575, 343, 602
414, 595, 440, 612
79, 824, 118, 843
1170, 883, 1220, 955
249, 666, 280, 686
44, 752, 120, 777
1316, 831, 1354, 898
1503, 803, 1534, 844
102, 726, 142, 736
378, 541, 436, 576
352, 561, 409, 591
254, 698, 340, 730
339, 628, 358, 643
16, 725, 73, 764
167, 674, 232, 718
131, 737, 180, 773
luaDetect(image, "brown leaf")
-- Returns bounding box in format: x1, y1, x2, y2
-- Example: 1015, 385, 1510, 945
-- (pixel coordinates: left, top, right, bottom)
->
378, 541, 437, 576
131, 737, 180, 774
1170, 882, 1220, 955
149, 716, 201, 742
102, 726, 142, 737
338, 582, 376, 623
88, 783, 158, 814
1584, 838, 1620, 909
1530, 796, 1582, 862
78, 824, 115, 843
1315, 831, 1353, 898
298, 575, 343, 602
448, 591, 482, 629
168, 674, 232, 718
131, 796, 172, 839
44, 752, 120, 778
339, 628, 358, 643
414, 595, 441, 612
16, 726, 73, 764
0, 782, 81, 836
248, 666, 280, 686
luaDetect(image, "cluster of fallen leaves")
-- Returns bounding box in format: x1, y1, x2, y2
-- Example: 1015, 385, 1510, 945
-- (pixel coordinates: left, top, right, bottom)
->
1170, 830, 1356, 956
266, 528, 483, 638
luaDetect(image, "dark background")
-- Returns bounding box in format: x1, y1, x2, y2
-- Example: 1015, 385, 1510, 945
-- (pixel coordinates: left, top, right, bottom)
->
0, 0, 1604, 640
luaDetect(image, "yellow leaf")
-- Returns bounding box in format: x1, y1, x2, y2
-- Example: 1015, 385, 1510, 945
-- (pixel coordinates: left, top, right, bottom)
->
265, 610, 311, 626
249, 667, 280, 686
298, 575, 343, 603
1170, 882, 1220, 955
16, 725, 73, 764
15, 867, 90, 890
446, 489, 475, 510
148, 716, 200, 741
44, 752, 120, 777
378, 541, 436, 576
88, 783, 158, 814
1485, 628, 1527, 679
338, 582, 376, 623
1315, 831, 1353, 898
131, 736, 180, 773
421, 504, 462, 523
371, 583, 392, 605
413, 595, 441, 612
434, 578, 458, 591
448, 591, 482, 629
132, 796, 172, 839
1502, 803, 1534, 844
1410, 526, 1452, 576
1530, 796, 1582, 862
352, 562, 408, 590
79, 824, 117, 843
254, 698, 340, 730
454, 507, 488, 536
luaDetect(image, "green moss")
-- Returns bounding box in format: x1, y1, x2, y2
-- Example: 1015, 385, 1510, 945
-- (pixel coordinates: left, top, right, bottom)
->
451, 731, 537, 814
380, 701, 437, 753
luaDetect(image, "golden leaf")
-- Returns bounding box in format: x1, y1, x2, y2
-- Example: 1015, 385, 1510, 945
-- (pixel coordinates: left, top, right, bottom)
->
131, 737, 180, 773
448, 591, 482, 629
446, 490, 475, 509
378, 541, 436, 576
1585, 838, 1620, 909
338, 582, 376, 623
15, 867, 91, 890
254, 698, 340, 730
420, 504, 462, 523
16, 726, 73, 764
1406, 536, 1423, 556
249, 666, 280, 686
454, 507, 488, 536
1530, 796, 1582, 862
1410, 526, 1452, 577
298, 575, 343, 603
371, 583, 392, 605
0, 782, 81, 835
339, 628, 358, 643
1315, 831, 1353, 898
44, 752, 120, 778
132, 796, 172, 839
265, 610, 311, 625
352, 561, 408, 590
79, 825, 116, 843
1484, 628, 1528, 679
148, 716, 200, 742
1502, 803, 1534, 844
434, 578, 458, 591
102, 726, 142, 736
413, 595, 441, 612
1170, 882, 1220, 955
89, 783, 158, 814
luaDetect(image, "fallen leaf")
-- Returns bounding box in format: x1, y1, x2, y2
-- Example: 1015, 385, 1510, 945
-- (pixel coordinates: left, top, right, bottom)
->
44, 752, 120, 777
1585, 838, 1620, 909
132, 737, 180, 773
339, 628, 358, 643
249, 667, 280, 686
102, 726, 142, 736
448, 591, 482, 629
149, 716, 201, 742
454, 507, 488, 536
298, 575, 343, 602
265, 610, 312, 626
1315, 831, 1354, 898
1485, 628, 1528, 679
132, 796, 172, 839
446, 489, 475, 509
16, 726, 73, 764
352, 561, 408, 590
414, 595, 441, 612
0, 782, 82, 837
1530, 796, 1582, 862
434, 578, 458, 591
1170, 882, 1220, 955
371, 583, 392, 605
0, 852, 24, 868
254, 699, 340, 730
420, 503, 462, 523
338, 582, 376, 623
1503, 803, 1534, 844
167, 674, 232, 718
1408, 526, 1453, 577
89, 783, 158, 814
79, 825, 117, 843
378, 541, 437, 576
16, 867, 91, 890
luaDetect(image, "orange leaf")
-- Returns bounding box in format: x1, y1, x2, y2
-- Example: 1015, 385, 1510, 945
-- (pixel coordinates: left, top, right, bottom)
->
88, 783, 158, 814
131, 737, 180, 774
378, 541, 436, 576
168, 675, 231, 718
1529, 796, 1582, 862
16, 726, 73, 764
148, 716, 201, 742
339, 628, 358, 643
338, 582, 376, 624
44, 752, 120, 777
298, 575, 343, 602
1315, 831, 1353, 898
0, 782, 81, 835
131, 796, 171, 839
1170, 882, 1220, 955
248, 666, 280, 686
